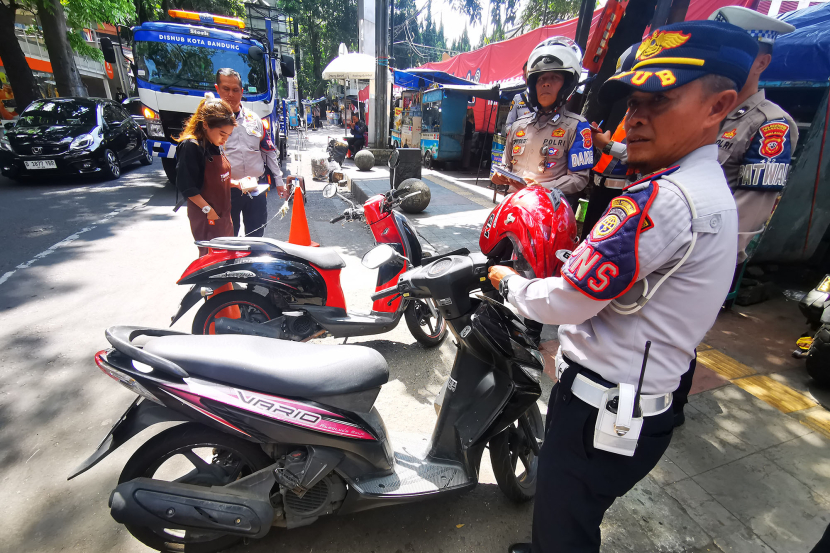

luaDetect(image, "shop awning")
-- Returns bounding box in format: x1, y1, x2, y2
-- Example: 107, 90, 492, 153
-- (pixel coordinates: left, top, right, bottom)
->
392, 69, 477, 89
322, 52, 376, 80
442, 83, 501, 101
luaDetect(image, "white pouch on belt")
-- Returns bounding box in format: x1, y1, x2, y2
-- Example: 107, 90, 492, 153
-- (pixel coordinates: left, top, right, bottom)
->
594, 383, 643, 456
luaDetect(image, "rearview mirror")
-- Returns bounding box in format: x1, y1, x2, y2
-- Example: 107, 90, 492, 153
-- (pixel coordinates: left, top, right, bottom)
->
248, 45, 264, 62
3, 122, 13, 130
388, 149, 400, 169
362, 244, 398, 269
322, 183, 337, 198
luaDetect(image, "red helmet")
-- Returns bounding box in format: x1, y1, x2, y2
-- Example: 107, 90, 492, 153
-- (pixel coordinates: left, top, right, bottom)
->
480, 186, 578, 279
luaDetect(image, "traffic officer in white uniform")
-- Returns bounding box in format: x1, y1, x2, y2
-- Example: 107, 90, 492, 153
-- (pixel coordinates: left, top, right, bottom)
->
489, 21, 759, 553
215, 68, 286, 238
504, 61, 533, 132
491, 36, 594, 208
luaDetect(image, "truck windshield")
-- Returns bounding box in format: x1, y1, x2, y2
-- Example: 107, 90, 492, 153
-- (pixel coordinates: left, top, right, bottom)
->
135, 40, 267, 95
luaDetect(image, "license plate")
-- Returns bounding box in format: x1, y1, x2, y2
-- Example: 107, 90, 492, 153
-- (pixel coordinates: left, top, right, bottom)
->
24, 160, 57, 170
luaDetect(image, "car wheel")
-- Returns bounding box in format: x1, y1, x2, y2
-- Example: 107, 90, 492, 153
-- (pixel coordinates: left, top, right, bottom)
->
139, 140, 153, 166
102, 149, 121, 180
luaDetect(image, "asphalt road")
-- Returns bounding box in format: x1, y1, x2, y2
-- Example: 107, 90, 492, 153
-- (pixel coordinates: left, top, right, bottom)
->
0, 134, 552, 553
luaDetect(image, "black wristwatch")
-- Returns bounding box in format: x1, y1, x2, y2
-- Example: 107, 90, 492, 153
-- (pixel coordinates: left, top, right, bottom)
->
602, 141, 615, 155
499, 274, 514, 301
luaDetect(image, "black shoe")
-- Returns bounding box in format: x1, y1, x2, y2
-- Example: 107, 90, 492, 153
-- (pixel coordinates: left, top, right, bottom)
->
508, 544, 532, 553
673, 408, 686, 428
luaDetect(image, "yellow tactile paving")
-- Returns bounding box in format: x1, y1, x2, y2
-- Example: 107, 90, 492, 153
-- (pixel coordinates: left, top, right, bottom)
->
799, 408, 830, 436
732, 375, 818, 413
697, 343, 713, 351
799, 409, 830, 439
697, 348, 757, 380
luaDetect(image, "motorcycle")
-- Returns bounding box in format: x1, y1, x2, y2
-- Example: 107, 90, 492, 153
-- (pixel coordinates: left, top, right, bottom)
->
70, 247, 545, 552
171, 182, 448, 348
794, 274, 830, 386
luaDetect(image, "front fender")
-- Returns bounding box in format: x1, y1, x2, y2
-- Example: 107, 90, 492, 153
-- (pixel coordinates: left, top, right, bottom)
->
170, 285, 203, 327
67, 398, 193, 480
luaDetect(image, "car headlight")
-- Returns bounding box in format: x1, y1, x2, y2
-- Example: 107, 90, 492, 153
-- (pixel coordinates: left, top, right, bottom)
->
0, 135, 12, 152
70, 134, 93, 150
147, 121, 165, 138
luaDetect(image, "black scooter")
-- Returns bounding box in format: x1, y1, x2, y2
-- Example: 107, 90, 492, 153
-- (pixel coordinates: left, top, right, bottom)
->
70, 247, 545, 552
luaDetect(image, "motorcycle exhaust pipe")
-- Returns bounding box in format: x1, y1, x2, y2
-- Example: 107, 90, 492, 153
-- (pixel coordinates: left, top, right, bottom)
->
214, 317, 282, 339
110, 477, 274, 538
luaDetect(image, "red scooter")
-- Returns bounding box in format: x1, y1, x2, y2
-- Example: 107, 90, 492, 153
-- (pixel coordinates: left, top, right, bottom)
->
170, 183, 448, 347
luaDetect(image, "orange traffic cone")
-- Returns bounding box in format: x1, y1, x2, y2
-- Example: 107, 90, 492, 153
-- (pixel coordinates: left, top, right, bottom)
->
207, 282, 240, 334
288, 184, 319, 247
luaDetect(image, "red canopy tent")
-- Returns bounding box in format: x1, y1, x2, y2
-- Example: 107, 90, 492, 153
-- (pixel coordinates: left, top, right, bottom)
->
419, 0, 754, 132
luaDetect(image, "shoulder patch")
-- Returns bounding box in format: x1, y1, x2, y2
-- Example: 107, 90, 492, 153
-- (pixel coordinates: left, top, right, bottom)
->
568, 120, 594, 171
738, 118, 792, 191
562, 182, 659, 300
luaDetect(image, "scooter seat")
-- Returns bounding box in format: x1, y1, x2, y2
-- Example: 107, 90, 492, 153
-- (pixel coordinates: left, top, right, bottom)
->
208, 237, 346, 270
143, 334, 388, 396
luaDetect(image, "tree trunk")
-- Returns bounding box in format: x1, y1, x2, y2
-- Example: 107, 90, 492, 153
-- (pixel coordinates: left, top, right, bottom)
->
0, 1, 42, 112
582, 0, 659, 128
37, 0, 87, 97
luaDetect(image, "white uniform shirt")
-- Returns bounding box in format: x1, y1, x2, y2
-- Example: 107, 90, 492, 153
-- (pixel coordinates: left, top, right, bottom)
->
506, 145, 737, 394
223, 106, 284, 186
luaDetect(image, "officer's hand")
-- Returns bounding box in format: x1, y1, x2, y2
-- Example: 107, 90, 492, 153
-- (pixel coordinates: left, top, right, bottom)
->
206, 208, 220, 221
491, 172, 511, 186
591, 122, 612, 151
276, 184, 289, 199
488, 265, 518, 289
522, 177, 539, 188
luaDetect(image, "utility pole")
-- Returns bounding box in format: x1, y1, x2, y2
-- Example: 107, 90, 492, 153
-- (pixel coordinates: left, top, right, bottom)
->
373, 0, 390, 148
574, 0, 598, 53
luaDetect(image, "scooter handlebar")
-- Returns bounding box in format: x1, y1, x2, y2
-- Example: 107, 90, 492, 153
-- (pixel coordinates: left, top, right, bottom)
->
370, 286, 399, 301
330, 215, 346, 224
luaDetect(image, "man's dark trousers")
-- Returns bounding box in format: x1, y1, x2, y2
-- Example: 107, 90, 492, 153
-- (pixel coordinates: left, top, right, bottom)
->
532, 360, 674, 552
230, 187, 267, 237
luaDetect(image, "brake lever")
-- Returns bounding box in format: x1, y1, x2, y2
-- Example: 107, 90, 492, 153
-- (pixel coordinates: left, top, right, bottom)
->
386, 293, 402, 306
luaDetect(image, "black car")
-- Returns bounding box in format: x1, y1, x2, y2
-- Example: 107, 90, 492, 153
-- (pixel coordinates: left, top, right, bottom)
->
0, 97, 152, 181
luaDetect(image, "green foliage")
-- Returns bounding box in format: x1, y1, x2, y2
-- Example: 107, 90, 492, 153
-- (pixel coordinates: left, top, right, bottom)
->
67, 30, 104, 61
278, 0, 358, 98
521, 0, 580, 29
393, 0, 461, 69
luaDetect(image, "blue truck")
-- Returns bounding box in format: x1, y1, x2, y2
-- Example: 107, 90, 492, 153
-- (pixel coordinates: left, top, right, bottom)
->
132, 9, 290, 183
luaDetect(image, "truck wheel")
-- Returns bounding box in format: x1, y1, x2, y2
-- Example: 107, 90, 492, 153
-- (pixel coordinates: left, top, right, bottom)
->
162, 157, 177, 186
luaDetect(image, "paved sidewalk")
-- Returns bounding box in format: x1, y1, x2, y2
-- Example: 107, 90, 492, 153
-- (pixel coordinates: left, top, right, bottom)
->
346, 164, 830, 552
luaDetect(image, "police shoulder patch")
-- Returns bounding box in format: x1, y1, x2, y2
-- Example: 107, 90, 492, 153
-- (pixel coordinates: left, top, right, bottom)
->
568, 120, 594, 171
562, 181, 660, 300
738, 118, 792, 191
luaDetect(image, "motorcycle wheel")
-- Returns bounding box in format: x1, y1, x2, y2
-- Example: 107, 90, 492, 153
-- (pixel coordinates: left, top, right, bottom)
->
404, 299, 447, 348
489, 403, 544, 503
806, 324, 830, 387
192, 289, 280, 335
118, 424, 273, 553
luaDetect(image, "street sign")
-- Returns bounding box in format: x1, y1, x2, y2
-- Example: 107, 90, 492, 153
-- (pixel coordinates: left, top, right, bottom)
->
105, 61, 114, 79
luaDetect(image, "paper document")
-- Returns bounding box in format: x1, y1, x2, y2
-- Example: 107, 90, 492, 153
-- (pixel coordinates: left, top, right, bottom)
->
248, 184, 270, 197
493, 165, 527, 185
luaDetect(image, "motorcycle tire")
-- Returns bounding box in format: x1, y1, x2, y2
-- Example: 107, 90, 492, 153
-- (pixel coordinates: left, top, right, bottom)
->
404, 299, 447, 348
806, 324, 830, 387
192, 289, 280, 335
118, 423, 273, 553
489, 403, 544, 503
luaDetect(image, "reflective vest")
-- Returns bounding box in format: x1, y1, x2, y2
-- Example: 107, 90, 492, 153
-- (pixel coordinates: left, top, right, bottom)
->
593, 120, 628, 177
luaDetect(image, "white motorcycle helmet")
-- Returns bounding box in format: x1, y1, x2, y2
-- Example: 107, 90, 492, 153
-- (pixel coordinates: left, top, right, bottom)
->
526, 36, 583, 110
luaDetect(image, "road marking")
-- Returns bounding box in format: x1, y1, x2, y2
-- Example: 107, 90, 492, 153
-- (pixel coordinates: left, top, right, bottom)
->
697, 348, 757, 379
732, 374, 818, 413
0, 199, 151, 288
798, 408, 830, 438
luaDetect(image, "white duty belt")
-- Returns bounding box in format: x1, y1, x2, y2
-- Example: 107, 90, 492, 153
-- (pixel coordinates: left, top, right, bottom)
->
555, 351, 672, 417
593, 173, 627, 190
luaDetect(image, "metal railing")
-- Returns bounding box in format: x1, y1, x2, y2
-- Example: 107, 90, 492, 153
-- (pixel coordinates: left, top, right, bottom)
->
15, 30, 105, 76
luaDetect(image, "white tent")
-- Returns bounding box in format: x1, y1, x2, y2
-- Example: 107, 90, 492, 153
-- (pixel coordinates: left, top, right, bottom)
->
322, 53, 376, 80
